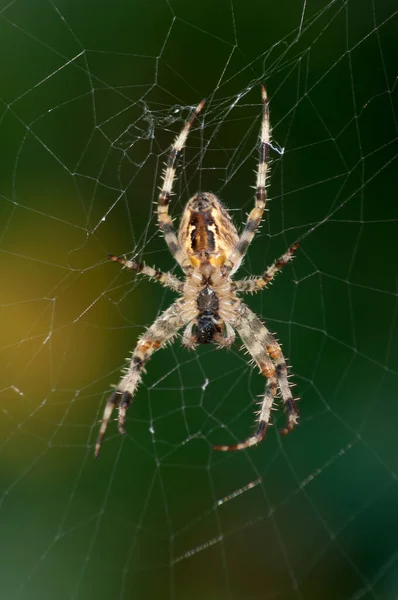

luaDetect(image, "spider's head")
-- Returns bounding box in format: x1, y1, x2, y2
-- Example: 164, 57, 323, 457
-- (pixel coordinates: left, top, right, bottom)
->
195, 315, 218, 344
178, 192, 239, 270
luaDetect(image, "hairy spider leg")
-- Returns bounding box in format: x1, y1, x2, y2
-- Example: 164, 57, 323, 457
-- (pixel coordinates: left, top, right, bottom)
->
108, 255, 183, 293
158, 99, 206, 271
232, 242, 299, 293
95, 300, 187, 457
213, 305, 277, 450
224, 86, 270, 274
213, 304, 298, 451
252, 310, 299, 434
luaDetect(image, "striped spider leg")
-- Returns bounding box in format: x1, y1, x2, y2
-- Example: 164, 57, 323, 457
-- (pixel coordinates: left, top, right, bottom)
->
232, 242, 299, 294
95, 299, 192, 458
95, 99, 205, 457
157, 98, 206, 272
212, 243, 300, 452
223, 85, 270, 275
212, 87, 299, 451
108, 255, 184, 293
213, 303, 298, 452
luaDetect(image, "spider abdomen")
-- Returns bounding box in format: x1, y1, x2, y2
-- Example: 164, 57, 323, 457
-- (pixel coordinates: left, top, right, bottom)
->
178, 192, 240, 269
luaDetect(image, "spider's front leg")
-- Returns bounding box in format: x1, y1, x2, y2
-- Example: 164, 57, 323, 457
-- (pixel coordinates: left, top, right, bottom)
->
213, 316, 277, 451
213, 304, 298, 451
95, 300, 187, 457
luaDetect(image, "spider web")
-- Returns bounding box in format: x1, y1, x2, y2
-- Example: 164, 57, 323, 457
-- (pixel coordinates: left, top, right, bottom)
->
1, 0, 398, 598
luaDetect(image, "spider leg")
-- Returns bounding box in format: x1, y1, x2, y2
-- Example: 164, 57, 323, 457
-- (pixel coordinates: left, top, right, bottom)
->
95, 300, 187, 457
213, 304, 298, 451
158, 99, 206, 271
213, 308, 276, 451
232, 242, 299, 294
213, 319, 236, 347
108, 255, 183, 293
181, 320, 197, 349
225, 86, 270, 274
258, 327, 299, 435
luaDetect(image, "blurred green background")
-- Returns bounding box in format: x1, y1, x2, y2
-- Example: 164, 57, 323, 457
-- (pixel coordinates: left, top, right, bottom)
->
1, 0, 397, 599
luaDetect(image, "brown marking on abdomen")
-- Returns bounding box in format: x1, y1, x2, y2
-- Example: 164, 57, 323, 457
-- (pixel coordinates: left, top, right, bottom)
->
189, 212, 217, 253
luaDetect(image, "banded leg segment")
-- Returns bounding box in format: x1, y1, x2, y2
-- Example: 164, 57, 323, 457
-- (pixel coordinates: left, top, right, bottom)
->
253, 314, 299, 434
158, 99, 206, 270
214, 304, 277, 451
109, 255, 183, 293
95, 300, 186, 457
232, 242, 299, 294
213, 304, 298, 452
225, 85, 270, 274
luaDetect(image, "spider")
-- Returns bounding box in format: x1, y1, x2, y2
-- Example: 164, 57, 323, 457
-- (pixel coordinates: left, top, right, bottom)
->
95, 86, 299, 458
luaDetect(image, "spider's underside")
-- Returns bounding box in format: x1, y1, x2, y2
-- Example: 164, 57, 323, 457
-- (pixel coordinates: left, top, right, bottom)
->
95, 86, 299, 458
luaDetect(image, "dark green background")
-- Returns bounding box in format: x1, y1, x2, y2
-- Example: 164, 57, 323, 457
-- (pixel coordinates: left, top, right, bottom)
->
1, 1, 397, 599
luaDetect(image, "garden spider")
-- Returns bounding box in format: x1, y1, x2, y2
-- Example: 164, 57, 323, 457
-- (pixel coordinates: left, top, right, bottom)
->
95, 86, 299, 457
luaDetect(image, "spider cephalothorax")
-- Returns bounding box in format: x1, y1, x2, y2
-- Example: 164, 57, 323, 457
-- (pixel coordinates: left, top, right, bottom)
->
195, 286, 221, 344
95, 87, 299, 457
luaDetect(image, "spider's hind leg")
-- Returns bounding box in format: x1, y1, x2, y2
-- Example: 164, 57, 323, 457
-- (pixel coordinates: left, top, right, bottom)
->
224, 85, 270, 273
158, 99, 206, 271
